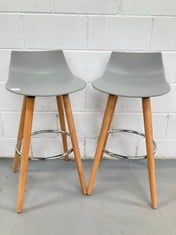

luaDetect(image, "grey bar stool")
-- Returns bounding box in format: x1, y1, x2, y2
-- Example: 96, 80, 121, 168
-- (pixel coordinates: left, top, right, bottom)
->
6, 50, 87, 213
87, 52, 170, 208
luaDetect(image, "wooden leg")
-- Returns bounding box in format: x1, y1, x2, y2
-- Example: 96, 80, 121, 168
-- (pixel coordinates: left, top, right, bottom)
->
13, 97, 27, 172
63, 94, 87, 194
142, 97, 157, 209
87, 95, 118, 195
16, 96, 35, 213
56, 96, 69, 160
100, 94, 117, 160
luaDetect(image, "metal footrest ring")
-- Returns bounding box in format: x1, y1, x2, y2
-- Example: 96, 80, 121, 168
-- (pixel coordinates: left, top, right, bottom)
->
16, 129, 73, 160
104, 129, 157, 160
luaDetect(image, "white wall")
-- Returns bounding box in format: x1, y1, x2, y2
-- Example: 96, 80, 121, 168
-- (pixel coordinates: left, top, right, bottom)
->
0, 0, 176, 158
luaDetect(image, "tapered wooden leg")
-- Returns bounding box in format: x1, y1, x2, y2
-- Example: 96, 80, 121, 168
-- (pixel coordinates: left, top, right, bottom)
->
63, 94, 87, 194
100, 94, 117, 160
56, 96, 69, 160
87, 95, 118, 195
142, 97, 157, 209
16, 96, 35, 213
13, 96, 27, 172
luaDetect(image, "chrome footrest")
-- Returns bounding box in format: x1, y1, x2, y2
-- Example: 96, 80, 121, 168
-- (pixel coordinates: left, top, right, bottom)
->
16, 129, 73, 160
104, 129, 157, 160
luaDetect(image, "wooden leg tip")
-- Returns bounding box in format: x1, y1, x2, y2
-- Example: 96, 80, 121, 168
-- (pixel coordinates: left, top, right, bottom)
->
152, 204, 157, 209
16, 208, 23, 213
81, 188, 87, 195
64, 156, 70, 161
86, 188, 92, 195
83, 191, 87, 195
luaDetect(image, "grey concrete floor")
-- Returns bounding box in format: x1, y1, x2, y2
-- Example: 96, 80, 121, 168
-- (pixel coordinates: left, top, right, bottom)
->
0, 158, 176, 235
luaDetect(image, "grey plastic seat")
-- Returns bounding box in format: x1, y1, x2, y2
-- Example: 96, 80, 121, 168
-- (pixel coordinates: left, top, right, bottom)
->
87, 52, 170, 209
93, 52, 170, 97
7, 50, 85, 96
6, 50, 87, 213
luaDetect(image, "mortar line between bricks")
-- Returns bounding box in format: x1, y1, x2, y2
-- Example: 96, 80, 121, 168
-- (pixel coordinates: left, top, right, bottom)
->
1, 12, 176, 18
52, 0, 55, 13
1, 48, 176, 53
149, 17, 154, 50
86, 15, 89, 49
165, 114, 170, 137
19, 14, 25, 49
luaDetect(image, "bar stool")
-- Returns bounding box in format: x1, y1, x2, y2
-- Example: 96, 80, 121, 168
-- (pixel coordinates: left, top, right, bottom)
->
6, 50, 87, 213
87, 52, 170, 208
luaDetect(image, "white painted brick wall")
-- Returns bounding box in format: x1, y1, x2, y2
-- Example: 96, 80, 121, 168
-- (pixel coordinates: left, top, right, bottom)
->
0, 0, 176, 159
151, 18, 176, 50
0, 15, 23, 48
122, 0, 176, 16
23, 15, 87, 49
0, 0, 53, 12
88, 16, 152, 50
54, 0, 120, 14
